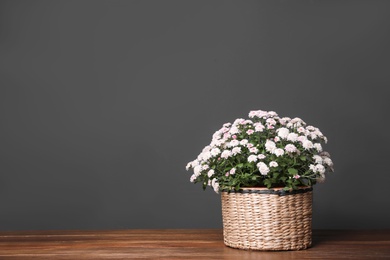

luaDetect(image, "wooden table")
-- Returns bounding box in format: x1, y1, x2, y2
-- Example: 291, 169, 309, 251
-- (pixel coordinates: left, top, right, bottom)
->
0, 229, 389, 259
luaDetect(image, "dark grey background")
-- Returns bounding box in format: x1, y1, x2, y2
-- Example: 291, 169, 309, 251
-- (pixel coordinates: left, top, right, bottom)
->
0, 0, 389, 231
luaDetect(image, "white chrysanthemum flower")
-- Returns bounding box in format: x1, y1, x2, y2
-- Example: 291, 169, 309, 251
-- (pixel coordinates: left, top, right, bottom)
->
221, 150, 232, 159
266, 118, 277, 125
186, 162, 192, 170
313, 155, 323, 164
228, 139, 240, 147
279, 117, 291, 125
297, 135, 308, 143
254, 122, 265, 132
302, 140, 314, 150
229, 126, 240, 134
230, 168, 236, 175
201, 152, 211, 161
287, 133, 298, 142
249, 147, 259, 154
273, 148, 284, 157
207, 169, 215, 178
248, 155, 258, 163
315, 164, 326, 174
210, 148, 221, 157
258, 154, 266, 159
314, 143, 322, 152
211, 178, 219, 193
202, 164, 209, 170
248, 111, 258, 118
267, 111, 278, 117
309, 164, 316, 171
265, 140, 276, 153
232, 146, 242, 155
233, 118, 245, 125
269, 161, 278, 167
240, 139, 249, 146
306, 125, 315, 131
246, 129, 254, 135
193, 165, 202, 176
323, 157, 333, 167
257, 162, 270, 175
190, 174, 197, 182
277, 127, 289, 139
297, 127, 306, 133
285, 144, 297, 153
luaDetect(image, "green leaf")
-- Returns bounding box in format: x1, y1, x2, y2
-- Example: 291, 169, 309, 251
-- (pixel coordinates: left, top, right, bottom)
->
300, 156, 307, 161
237, 163, 244, 168
288, 168, 298, 175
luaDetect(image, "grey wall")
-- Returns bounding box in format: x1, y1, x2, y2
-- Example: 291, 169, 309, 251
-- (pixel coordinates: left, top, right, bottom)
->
0, 0, 389, 230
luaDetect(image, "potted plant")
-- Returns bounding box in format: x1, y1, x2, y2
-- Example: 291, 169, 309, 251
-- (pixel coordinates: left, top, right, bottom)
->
186, 110, 334, 250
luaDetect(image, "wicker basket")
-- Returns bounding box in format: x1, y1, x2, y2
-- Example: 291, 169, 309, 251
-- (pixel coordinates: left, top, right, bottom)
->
221, 186, 313, 251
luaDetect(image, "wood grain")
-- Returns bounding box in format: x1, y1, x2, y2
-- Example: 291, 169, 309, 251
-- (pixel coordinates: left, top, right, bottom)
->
0, 229, 389, 259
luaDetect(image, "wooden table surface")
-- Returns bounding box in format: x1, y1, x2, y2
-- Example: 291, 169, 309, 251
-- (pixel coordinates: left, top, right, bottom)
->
0, 229, 389, 259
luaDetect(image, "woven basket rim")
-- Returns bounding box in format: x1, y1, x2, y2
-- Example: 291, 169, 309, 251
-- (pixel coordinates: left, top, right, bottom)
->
221, 186, 312, 196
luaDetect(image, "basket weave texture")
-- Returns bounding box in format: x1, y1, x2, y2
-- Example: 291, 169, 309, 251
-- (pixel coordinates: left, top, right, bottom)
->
221, 187, 312, 251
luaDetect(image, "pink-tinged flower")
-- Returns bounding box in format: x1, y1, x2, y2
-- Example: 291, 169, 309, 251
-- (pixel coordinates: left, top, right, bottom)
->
229, 126, 239, 134
210, 148, 221, 157
228, 139, 239, 147
274, 136, 280, 142
302, 140, 314, 150
297, 135, 308, 143
254, 122, 265, 132
248, 111, 258, 118
273, 148, 284, 157
221, 150, 232, 159
248, 155, 258, 163
269, 161, 278, 167
266, 118, 277, 125
279, 117, 291, 125
230, 168, 236, 175
287, 133, 298, 142
207, 169, 215, 177
257, 162, 270, 175
293, 174, 300, 179
246, 129, 254, 135
285, 144, 297, 153
223, 122, 231, 128
277, 127, 289, 139
267, 111, 278, 117
265, 140, 276, 153
297, 127, 306, 133
232, 147, 242, 155
249, 147, 259, 154
257, 154, 266, 160
240, 139, 248, 146
267, 124, 274, 129
247, 143, 254, 148
232, 135, 237, 139
190, 174, 197, 182
225, 172, 229, 176
223, 133, 230, 139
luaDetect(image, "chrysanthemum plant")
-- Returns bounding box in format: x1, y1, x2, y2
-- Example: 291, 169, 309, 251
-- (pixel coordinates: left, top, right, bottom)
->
186, 110, 334, 193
